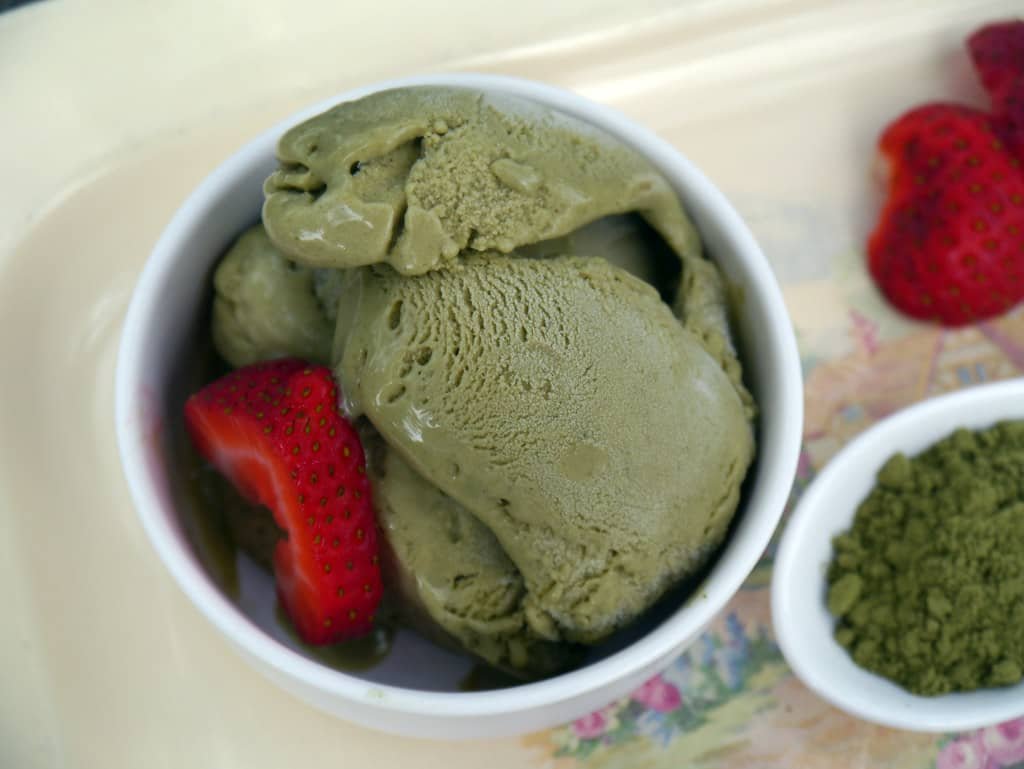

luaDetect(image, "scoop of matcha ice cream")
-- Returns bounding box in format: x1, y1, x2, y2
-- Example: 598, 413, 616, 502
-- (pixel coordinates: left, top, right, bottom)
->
335, 254, 754, 644
368, 435, 578, 675
211, 224, 334, 367
262, 86, 701, 275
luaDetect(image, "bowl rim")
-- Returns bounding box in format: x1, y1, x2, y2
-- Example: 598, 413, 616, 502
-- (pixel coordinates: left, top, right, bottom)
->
115, 72, 803, 719
772, 378, 1024, 732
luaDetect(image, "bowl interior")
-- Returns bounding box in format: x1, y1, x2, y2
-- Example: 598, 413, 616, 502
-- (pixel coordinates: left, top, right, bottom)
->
119, 74, 802, 699
772, 379, 1024, 732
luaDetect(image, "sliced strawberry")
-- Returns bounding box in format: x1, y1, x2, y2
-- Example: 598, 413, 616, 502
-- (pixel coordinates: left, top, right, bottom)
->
968, 20, 1024, 126
184, 359, 382, 644
868, 103, 1024, 326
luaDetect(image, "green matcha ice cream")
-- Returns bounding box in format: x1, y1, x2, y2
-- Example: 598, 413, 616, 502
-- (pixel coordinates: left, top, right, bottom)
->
262, 86, 700, 276
211, 225, 334, 367
336, 255, 753, 644
209, 85, 756, 676
368, 434, 578, 674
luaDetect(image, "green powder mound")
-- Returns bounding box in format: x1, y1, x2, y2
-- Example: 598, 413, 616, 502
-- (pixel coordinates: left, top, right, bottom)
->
827, 422, 1024, 696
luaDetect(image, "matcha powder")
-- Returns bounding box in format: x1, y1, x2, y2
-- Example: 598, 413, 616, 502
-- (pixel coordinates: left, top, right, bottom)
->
826, 421, 1024, 696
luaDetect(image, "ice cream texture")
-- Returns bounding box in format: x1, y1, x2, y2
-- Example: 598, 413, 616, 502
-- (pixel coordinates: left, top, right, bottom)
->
369, 435, 578, 674
336, 254, 753, 643
209, 85, 756, 673
262, 87, 701, 276
211, 225, 333, 367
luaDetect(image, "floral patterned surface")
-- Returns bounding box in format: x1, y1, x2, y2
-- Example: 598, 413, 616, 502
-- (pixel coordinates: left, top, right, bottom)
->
521, 240, 1024, 767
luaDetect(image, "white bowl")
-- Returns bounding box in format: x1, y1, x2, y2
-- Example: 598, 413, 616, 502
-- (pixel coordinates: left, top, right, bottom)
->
115, 73, 802, 739
773, 379, 1024, 733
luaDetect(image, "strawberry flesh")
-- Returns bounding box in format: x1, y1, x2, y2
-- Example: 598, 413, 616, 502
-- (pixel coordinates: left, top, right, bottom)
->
184, 359, 382, 644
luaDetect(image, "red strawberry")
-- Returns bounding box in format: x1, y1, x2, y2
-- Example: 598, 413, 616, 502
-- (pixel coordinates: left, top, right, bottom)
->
868, 103, 1024, 325
184, 359, 382, 644
969, 21, 1024, 126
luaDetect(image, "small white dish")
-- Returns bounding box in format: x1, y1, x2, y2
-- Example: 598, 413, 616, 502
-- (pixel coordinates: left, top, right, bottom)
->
116, 72, 803, 739
773, 379, 1024, 733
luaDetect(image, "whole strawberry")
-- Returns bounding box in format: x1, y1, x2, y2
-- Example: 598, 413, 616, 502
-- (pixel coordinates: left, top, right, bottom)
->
868, 104, 1024, 325
184, 359, 382, 644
